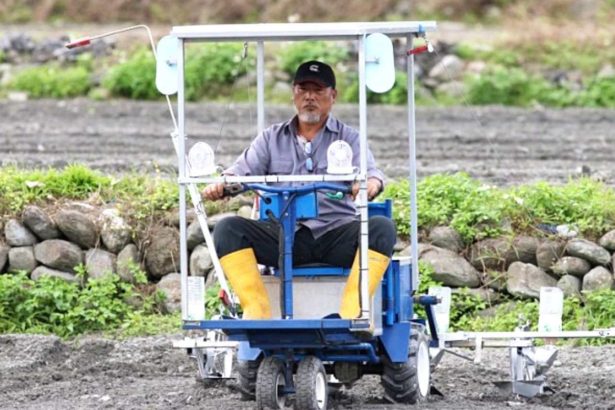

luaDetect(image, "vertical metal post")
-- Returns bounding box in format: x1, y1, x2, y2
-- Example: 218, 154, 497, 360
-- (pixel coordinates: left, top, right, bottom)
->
357, 35, 370, 320
177, 40, 189, 320
256, 41, 265, 133
406, 34, 420, 289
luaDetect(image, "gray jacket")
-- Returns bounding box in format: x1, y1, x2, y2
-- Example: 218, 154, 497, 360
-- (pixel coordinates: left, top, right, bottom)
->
225, 114, 385, 238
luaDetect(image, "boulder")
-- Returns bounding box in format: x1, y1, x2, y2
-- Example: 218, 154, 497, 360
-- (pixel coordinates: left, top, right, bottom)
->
22, 205, 60, 240
598, 229, 615, 251
435, 80, 467, 98
506, 236, 539, 265
428, 54, 464, 81
237, 205, 253, 219
470, 237, 512, 271
4, 219, 37, 246
34, 239, 83, 272
566, 239, 610, 266
551, 256, 591, 278
190, 244, 213, 277
428, 226, 463, 253
8, 246, 37, 273
156, 273, 181, 313
582, 267, 613, 292
99, 209, 132, 253
506, 262, 557, 299
536, 239, 565, 272
557, 275, 582, 298
55, 210, 99, 249
419, 244, 481, 287
0, 243, 8, 273
144, 226, 180, 279
85, 249, 116, 280
117, 244, 140, 283
31, 266, 78, 283
187, 219, 205, 251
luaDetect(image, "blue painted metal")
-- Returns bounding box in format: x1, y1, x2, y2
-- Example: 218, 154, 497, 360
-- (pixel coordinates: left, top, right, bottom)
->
186, 318, 367, 330
280, 190, 295, 319
380, 322, 411, 363
237, 341, 262, 361
259, 191, 318, 220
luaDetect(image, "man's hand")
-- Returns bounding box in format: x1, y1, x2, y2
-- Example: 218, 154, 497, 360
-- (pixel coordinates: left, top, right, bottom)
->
351, 178, 383, 201
202, 183, 226, 201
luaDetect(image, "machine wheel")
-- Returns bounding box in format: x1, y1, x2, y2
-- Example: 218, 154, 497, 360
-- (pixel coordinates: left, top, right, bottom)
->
255, 356, 287, 410
295, 356, 328, 410
381, 327, 431, 404
237, 358, 261, 400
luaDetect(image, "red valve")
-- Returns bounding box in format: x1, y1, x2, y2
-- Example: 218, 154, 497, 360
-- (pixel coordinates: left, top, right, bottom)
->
218, 289, 231, 306
407, 44, 429, 55
65, 38, 92, 49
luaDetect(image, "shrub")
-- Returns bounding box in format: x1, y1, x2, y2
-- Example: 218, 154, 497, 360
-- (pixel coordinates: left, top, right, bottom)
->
0, 272, 167, 338
9, 65, 91, 98
466, 66, 552, 106
342, 71, 409, 104
103, 49, 158, 99
277, 41, 348, 77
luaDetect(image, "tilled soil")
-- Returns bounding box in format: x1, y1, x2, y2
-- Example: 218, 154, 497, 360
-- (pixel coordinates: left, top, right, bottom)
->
1, 99, 614, 186
1, 333, 615, 409
2, 99, 615, 409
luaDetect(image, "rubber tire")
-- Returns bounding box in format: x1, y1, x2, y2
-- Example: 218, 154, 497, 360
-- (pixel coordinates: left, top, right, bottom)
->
237, 358, 260, 401
381, 328, 431, 404
255, 356, 286, 410
295, 356, 328, 410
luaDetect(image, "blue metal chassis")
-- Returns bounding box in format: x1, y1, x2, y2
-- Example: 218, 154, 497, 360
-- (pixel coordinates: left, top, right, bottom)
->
185, 198, 420, 364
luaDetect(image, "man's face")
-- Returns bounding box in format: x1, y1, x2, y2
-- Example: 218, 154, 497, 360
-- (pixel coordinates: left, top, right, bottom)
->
293, 81, 337, 125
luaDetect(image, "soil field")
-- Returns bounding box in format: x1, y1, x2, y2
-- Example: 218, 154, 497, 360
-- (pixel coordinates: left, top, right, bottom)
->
2, 333, 615, 409
1, 99, 614, 187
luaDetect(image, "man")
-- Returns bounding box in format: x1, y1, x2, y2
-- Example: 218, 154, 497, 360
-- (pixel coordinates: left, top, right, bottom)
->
202, 60, 396, 319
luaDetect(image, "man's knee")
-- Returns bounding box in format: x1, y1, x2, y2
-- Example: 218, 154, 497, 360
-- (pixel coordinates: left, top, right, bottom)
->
368, 215, 396, 256
213, 216, 248, 257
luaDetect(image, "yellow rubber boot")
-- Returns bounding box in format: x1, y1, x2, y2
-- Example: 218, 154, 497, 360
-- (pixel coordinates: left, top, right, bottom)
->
219, 248, 272, 320
339, 249, 391, 319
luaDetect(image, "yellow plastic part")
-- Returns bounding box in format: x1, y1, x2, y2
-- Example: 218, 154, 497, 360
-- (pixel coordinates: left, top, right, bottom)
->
219, 248, 272, 319
339, 249, 390, 319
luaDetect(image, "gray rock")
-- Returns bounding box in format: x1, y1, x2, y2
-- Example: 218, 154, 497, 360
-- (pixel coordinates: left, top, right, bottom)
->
428, 54, 464, 81
190, 244, 213, 277
557, 275, 582, 298
506, 236, 539, 265
506, 262, 557, 299
4, 219, 37, 246
551, 256, 591, 278
470, 238, 512, 271
144, 227, 179, 279
0, 243, 8, 273
31, 266, 78, 283
85, 249, 116, 280
598, 229, 615, 251
55, 210, 99, 249
117, 244, 140, 283
165, 208, 196, 227
435, 80, 467, 98
8, 246, 37, 273
99, 209, 132, 254
22, 205, 60, 240
419, 244, 481, 287
582, 266, 614, 292
428, 226, 463, 253
566, 239, 610, 266
237, 205, 253, 219
536, 239, 565, 272
156, 273, 181, 313
34, 239, 83, 272
187, 219, 205, 251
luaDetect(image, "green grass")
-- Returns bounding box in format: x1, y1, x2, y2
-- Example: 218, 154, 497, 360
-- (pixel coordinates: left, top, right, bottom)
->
8, 65, 91, 98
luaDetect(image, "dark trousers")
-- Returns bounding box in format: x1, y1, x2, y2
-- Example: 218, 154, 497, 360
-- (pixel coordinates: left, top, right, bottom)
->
214, 215, 396, 268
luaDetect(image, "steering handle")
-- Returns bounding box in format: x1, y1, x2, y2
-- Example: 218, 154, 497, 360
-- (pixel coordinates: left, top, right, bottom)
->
244, 182, 350, 195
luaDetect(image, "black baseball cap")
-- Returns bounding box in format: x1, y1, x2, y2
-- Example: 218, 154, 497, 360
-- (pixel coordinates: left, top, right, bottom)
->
293, 60, 336, 89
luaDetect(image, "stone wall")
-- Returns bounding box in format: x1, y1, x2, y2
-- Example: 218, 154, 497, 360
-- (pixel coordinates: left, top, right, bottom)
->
2, 200, 615, 313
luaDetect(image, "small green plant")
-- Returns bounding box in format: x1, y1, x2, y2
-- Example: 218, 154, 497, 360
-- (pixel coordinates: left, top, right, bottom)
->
466, 66, 553, 106
103, 49, 158, 99
9, 65, 91, 98
277, 41, 348, 77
